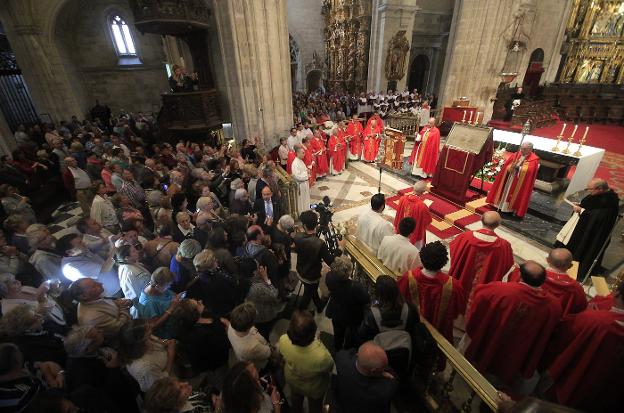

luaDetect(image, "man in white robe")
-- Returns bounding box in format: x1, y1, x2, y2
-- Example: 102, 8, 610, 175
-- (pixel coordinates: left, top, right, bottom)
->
356, 193, 394, 255
291, 144, 310, 215
377, 217, 422, 273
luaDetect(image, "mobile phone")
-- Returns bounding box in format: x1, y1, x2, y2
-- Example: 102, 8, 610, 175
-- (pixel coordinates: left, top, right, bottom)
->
180, 291, 188, 299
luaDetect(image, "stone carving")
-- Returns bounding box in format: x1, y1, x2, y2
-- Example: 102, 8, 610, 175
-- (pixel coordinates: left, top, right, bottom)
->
385, 30, 410, 81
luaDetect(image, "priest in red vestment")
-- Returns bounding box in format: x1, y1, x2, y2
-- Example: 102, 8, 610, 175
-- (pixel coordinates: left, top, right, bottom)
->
397, 241, 466, 343
310, 129, 328, 178
509, 248, 586, 317
462, 261, 562, 390
408, 117, 440, 178
486, 141, 540, 218
302, 137, 316, 187
337, 122, 349, 167
588, 293, 613, 310
328, 131, 345, 175
392, 181, 431, 248
448, 211, 514, 310
347, 114, 363, 160
538, 282, 624, 412
362, 116, 383, 162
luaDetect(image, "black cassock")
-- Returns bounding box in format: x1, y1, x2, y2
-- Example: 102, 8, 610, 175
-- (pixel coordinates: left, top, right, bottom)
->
560, 190, 620, 278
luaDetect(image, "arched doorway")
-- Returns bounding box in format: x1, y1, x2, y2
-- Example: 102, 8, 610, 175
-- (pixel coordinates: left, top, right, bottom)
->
522, 48, 544, 97
306, 70, 322, 93
289, 34, 300, 92
408, 55, 429, 93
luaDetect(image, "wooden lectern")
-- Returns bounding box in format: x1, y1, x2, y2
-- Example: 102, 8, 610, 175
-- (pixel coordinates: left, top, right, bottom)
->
431, 123, 494, 206
383, 127, 406, 170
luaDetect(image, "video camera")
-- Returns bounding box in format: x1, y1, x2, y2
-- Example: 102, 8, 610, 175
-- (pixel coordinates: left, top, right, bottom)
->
311, 196, 342, 256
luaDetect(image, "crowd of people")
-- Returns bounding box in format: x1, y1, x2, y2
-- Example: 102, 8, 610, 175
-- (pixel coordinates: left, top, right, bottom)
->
0, 90, 620, 413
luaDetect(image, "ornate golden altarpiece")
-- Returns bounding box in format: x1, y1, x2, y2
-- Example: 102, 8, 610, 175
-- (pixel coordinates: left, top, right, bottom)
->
559, 0, 624, 84
322, 0, 372, 92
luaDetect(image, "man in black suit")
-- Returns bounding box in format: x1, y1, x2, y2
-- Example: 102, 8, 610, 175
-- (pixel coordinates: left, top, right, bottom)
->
253, 186, 282, 230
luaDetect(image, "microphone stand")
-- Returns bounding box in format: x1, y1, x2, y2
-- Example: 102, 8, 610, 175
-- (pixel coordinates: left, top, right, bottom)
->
378, 164, 382, 194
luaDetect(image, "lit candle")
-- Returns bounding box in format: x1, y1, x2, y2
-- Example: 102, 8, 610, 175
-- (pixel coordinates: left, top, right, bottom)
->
462, 110, 466, 122
476, 112, 481, 124
559, 123, 567, 136
581, 126, 589, 140
570, 124, 578, 138
468, 111, 473, 123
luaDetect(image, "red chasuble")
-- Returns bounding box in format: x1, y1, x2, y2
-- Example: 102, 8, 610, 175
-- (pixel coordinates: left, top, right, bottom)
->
448, 229, 514, 310
392, 194, 431, 246
303, 145, 316, 187
310, 135, 328, 177
397, 268, 466, 342
408, 126, 441, 175
347, 119, 363, 158
337, 128, 348, 165
362, 116, 384, 162
328, 134, 345, 174
486, 151, 540, 217
286, 150, 296, 175
465, 282, 562, 387
541, 309, 624, 411
541, 270, 587, 317
588, 294, 613, 311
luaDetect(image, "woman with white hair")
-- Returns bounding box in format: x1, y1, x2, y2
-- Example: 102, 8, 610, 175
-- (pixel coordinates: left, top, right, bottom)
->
0, 273, 65, 330
195, 196, 223, 232
229, 188, 252, 216
228, 177, 245, 207
171, 211, 207, 246
26, 224, 63, 281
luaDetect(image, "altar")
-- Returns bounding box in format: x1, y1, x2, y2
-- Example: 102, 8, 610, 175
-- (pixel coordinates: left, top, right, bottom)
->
492, 129, 605, 198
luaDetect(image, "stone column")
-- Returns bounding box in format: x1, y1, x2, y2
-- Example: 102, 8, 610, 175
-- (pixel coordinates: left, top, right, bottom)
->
438, 0, 536, 121
367, 0, 419, 92
211, 0, 293, 149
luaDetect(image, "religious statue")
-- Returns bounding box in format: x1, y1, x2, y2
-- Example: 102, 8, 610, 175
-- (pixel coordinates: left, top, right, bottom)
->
385, 30, 410, 81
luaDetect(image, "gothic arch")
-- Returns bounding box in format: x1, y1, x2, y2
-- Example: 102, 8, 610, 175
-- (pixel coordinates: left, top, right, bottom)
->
408, 54, 430, 94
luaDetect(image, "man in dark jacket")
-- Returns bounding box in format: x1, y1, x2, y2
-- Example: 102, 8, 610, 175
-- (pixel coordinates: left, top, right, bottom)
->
326, 256, 370, 350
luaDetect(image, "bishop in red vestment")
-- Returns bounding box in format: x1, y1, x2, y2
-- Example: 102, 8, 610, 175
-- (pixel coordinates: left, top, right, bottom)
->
539, 282, 624, 412
328, 132, 345, 174
448, 211, 514, 310
408, 117, 441, 178
510, 248, 586, 317
346, 115, 363, 160
302, 137, 316, 187
397, 241, 466, 343
310, 130, 328, 178
392, 181, 431, 248
463, 262, 562, 389
362, 116, 383, 162
337, 123, 349, 167
486, 141, 540, 218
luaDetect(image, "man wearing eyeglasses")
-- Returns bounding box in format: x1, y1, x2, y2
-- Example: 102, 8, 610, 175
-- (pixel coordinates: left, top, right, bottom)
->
557, 178, 620, 279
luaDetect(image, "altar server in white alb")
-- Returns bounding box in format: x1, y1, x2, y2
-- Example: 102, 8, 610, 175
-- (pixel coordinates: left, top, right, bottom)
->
377, 217, 422, 274
290, 144, 311, 215
356, 193, 394, 255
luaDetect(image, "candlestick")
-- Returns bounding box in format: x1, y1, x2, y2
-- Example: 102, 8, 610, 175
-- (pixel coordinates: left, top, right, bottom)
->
562, 124, 579, 154
573, 126, 589, 156
468, 111, 473, 124
462, 110, 466, 123
473, 112, 481, 126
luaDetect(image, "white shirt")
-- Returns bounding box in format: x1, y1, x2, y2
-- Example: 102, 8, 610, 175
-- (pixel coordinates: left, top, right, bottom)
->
126, 336, 168, 392
227, 325, 271, 370
356, 209, 394, 255
90, 194, 118, 228
278, 144, 290, 165
291, 157, 309, 183
377, 234, 422, 273
287, 135, 301, 150
68, 166, 92, 189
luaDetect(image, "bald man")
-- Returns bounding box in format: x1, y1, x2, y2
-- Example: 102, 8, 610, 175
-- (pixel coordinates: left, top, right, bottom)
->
392, 181, 432, 248
334, 342, 398, 413
556, 178, 619, 279
448, 211, 514, 311
462, 261, 562, 392
409, 117, 441, 178
487, 141, 540, 218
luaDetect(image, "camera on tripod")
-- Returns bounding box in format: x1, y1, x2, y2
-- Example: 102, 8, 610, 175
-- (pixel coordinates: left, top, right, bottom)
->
310, 196, 342, 256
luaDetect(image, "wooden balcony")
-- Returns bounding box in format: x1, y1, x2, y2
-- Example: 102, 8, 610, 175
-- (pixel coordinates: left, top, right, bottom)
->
129, 0, 211, 35
158, 89, 222, 139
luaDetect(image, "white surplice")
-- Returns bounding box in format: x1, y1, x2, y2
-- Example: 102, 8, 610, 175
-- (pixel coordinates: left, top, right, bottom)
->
377, 234, 422, 274
291, 157, 311, 215
356, 209, 394, 255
